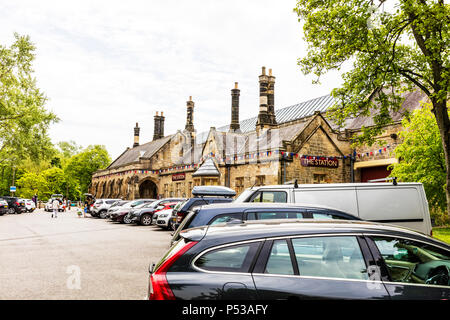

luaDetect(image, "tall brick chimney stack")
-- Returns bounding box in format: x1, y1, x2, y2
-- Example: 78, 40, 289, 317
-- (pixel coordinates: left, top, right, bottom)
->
267, 68, 277, 125
256, 66, 270, 129
133, 122, 140, 147
229, 82, 241, 133
159, 111, 165, 138
185, 96, 194, 132
153, 111, 162, 140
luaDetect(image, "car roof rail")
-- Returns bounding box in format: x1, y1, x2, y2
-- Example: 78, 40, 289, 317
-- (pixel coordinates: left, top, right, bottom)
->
367, 176, 398, 185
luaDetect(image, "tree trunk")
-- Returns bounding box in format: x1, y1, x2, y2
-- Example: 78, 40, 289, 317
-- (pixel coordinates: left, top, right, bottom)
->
432, 98, 450, 217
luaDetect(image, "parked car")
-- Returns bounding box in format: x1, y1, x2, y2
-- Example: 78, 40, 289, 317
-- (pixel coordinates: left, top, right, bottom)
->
0, 199, 8, 215
105, 200, 130, 218
91, 198, 121, 218
128, 198, 185, 226
170, 186, 236, 230
44, 198, 64, 212
21, 199, 36, 212
109, 199, 155, 224
170, 203, 361, 245
155, 209, 176, 230
234, 181, 432, 235
0, 196, 25, 214
151, 201, 183, 226
149, 219, 450, 300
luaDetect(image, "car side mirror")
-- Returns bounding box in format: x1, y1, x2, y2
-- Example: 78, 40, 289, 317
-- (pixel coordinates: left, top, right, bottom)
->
149, 262, 155, 274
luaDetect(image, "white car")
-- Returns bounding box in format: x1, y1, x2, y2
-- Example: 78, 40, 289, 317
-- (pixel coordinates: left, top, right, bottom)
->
155, 208, 174, 230
22, 199, 36, 212
92, 199, 121, 218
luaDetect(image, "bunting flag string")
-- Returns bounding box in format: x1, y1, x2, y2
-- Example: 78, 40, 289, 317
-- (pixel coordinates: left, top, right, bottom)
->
93, 145, 393, 179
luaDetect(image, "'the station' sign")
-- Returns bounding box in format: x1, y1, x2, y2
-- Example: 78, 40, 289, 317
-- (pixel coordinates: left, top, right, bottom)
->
300, 157, 339, 168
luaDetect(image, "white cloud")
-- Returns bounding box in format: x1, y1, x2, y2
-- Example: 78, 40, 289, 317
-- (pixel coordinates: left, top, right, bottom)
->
0, 0, 345, 160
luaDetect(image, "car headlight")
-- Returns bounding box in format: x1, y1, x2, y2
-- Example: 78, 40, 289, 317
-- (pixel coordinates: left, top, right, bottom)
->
159, 214, 168, 218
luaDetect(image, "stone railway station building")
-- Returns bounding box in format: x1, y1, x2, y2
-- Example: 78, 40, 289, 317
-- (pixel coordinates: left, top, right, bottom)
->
91, 67, 426, 200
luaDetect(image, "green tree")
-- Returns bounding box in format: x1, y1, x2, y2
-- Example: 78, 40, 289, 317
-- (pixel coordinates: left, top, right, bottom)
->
15, 171, 47, 199
390, 104, 446, 209
65, 145, 111, 194
0, 33, 58, 164
294, 0, 449, 214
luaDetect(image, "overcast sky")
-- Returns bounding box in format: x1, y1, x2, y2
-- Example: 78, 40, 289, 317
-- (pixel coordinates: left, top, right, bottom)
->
1, 0, 345, 160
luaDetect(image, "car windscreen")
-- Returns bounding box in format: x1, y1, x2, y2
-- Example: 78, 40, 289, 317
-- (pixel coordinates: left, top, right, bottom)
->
233, 189, 254, 203
134, 202, 148, 209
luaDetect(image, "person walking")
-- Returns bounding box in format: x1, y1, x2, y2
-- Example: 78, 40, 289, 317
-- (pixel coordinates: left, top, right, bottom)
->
51, 198, 59, 218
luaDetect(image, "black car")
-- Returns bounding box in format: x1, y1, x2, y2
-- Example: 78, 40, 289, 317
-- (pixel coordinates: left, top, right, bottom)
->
0, 198, 8, 215
149, 220, 450, 300
170, 203, 361, 245
0, 196, 25, 214
128, 198, 185, 226
170, 186, 236, 230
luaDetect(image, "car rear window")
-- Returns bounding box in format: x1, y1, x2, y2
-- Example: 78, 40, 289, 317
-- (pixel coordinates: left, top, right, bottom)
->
194, 242, 261, 273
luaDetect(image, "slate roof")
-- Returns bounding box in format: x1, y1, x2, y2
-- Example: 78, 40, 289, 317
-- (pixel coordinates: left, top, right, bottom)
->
107, 135, 174, 169
217, 94, 334, 133
327, 90, 427, 130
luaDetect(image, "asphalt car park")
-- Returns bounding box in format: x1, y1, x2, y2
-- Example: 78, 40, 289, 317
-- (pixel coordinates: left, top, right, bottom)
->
0, 208, 171, 299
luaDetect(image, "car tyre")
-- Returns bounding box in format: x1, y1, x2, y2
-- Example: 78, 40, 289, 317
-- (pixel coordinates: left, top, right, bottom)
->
140, 214, 152, 226
123, 215, 132, 224
99, 210, 107, 219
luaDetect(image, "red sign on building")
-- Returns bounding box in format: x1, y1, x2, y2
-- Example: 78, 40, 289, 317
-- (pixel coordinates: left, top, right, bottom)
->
172, 173, 186, 181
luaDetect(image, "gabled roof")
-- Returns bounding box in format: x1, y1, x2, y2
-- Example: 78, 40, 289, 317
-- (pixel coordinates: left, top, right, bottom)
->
107, 135, 173, 169
192, 158, 220, 177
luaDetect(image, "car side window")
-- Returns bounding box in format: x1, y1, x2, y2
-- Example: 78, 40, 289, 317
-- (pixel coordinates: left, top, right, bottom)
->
257, 211, 301, 220
195, 242, 260, 273
371, 236, 450, 287
250, 191, 287, 203
246, 212, 304, 220
312, 213, 342, 220
292, 236, 368, 280
209, 213, 243, 226
265, 240, 294, 275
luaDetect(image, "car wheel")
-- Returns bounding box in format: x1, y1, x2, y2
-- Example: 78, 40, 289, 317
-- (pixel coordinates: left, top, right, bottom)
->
8, 208, 15, 214
99, 210, 107, 219
123, 215, 132, 224
140, 214, 152, 226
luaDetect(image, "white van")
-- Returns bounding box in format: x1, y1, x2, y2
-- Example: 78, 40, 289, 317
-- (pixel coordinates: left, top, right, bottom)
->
234, 182, 432, 235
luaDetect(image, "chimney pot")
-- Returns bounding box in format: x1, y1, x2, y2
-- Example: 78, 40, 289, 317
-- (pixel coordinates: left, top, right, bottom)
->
234, 82, 238, 89
156, 111, 159, 116
262, 66, 266, 75
161, 111, 164, 116
269, 68, 272, 76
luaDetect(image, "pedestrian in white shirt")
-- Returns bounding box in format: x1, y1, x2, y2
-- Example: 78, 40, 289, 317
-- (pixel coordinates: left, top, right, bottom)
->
51, 198, 59, 218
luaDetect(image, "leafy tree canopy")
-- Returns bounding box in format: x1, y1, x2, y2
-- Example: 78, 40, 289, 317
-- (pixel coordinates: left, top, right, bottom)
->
0, 33, 58, 164
294, 0, 449, 143
390, 103, 446, 209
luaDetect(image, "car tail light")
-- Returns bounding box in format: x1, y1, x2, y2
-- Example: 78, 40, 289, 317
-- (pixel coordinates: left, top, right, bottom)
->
149, 241, 197, 300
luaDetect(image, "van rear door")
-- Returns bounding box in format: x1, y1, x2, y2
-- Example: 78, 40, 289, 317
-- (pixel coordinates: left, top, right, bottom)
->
355, 185, 430, 234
